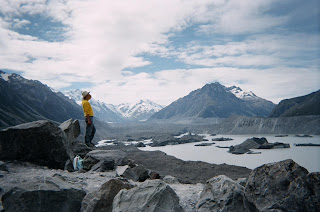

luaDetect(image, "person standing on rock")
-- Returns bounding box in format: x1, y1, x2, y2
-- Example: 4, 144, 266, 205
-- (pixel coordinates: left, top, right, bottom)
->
82, 91, 96, 147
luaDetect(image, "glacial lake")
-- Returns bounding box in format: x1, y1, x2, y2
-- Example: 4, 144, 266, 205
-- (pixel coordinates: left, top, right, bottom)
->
138, 134, 320, 173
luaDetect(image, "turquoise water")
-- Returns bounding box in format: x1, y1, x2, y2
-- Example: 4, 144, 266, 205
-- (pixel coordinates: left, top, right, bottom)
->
140, 134, 320, 173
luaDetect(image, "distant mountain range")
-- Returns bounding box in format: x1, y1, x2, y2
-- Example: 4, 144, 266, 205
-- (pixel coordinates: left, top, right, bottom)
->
1, 70, 319, 133
64, 89, 163, 122
269, 90, 320, 117
149, 82, 276, 120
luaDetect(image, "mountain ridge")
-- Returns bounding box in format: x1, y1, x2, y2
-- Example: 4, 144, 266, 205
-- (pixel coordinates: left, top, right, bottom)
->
149, 82, 276, 120
269, 90, 320, 117
0, 70, 83, 128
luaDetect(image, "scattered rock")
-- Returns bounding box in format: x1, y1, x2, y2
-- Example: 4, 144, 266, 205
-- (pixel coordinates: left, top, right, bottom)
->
275, 135, 288, 137
80, 179, 132, 212
122, 165, 149, 182
229, 137, 290, 154
151, 134, 205, 147
135, 142, 146, 147
294, 143, 320, 147
295, 134, 313, 137
90, 159, 115, 172
0, 120, 76, 169
195, 142, 215, 146
85, 150, 128, 166
196, 175, 258, 212
163, 175, 179, 184
215, 145, 230, 148
245, 159, 319, 211
112, 180, 184, 212
149, 171, 161, 180
212, 137, 233, 141
246, 151, 261, 154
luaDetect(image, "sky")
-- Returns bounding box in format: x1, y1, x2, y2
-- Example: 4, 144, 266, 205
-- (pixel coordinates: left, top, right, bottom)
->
0, 0, 319, 106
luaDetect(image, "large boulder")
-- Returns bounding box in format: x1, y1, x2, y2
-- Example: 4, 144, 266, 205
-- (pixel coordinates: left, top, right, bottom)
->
112, 180, 184, 212
122, 165, 150, 182
1, 174, 86, 212
81, 179, 132, 212
245, 159, 320, 211
0, 120, 76, 169
59, 118, 80, 143
196, 175, 258, 212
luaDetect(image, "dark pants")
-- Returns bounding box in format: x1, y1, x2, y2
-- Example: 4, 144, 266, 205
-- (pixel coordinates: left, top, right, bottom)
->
85, 116, 96, 145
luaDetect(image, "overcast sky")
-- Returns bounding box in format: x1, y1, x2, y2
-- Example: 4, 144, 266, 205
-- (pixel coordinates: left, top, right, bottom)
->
0, 0, 319, 105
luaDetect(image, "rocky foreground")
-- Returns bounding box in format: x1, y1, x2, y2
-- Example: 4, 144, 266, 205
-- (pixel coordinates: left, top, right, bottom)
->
0, 119, 319, 212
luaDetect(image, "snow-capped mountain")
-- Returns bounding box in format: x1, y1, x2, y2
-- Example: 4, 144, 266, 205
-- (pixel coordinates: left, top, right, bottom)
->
226, 86, 258, 100
115, 100, 164, 121
63, 90, 163, 122
63, 89, 123, 122
149, 82, 276, 120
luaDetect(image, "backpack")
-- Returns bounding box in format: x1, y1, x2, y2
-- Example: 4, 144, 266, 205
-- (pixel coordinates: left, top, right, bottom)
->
73, 155, 83, 171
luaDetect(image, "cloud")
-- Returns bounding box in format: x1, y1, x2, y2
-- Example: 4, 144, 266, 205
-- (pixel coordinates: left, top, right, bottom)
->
0, 0, 318, 106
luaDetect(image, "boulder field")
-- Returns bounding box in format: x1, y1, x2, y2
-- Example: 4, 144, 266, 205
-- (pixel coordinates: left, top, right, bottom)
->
0, 120, 319, 212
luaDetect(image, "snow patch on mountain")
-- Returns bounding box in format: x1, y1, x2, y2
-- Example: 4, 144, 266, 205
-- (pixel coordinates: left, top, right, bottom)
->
0, 72, 10, 81
226, 86, 258, 101
115, 100, 164, 119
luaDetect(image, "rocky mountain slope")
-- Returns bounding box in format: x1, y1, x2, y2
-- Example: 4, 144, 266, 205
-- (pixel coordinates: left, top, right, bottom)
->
149, 82, 275, 120
0, 70, 83, 128
269, 90, 320, 117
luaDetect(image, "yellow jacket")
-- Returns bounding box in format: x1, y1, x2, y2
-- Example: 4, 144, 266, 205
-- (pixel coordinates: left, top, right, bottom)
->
82, 100, 94, 117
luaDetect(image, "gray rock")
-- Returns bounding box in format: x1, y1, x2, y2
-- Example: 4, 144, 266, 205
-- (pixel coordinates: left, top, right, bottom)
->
212, 137, 233, 141
0, 161, 8, 172
196, 175, 258, 212
122, 165, 149, 182
245, 159, 319, 212
0, 120, 75, 169
135, 142, 146, 147
81, 179, 132, 212
64, 159, 74, 172
72, 140, 93, 158
90, 159, 115, 172
229, 137, 290, 154
149, 171, 161, 180
236, 177, 247, 187
85, 150, 128, 166
163, 175, 179, 184
151, 134, 205, 147
59, 118, 80, 142
294, 143, 320, 146
195, 143, 215, 146
83, 156, 100, 171
1, 175, 86, 212
112, 180, 184, 212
